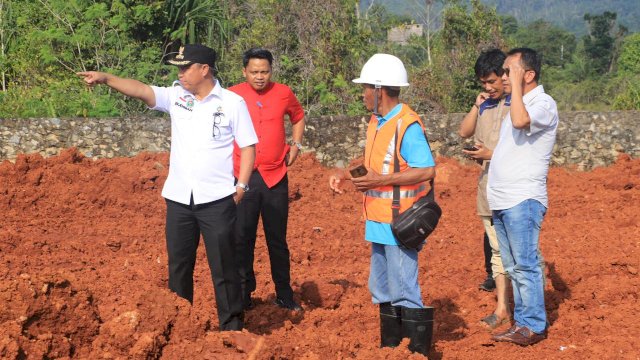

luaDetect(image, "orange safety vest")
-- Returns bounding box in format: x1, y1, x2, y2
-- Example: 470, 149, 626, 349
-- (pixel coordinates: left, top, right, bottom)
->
363, 104, 429, 223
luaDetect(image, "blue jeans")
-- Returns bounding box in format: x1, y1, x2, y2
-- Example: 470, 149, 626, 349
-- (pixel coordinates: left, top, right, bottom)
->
369, 243, 423, 308
493, 199, 547, 333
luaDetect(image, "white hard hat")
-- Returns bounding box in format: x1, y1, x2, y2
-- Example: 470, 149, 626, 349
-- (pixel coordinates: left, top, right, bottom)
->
353, 53, 409, 87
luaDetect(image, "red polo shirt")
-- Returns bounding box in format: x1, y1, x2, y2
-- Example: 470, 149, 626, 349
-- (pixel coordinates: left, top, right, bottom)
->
230, 82, 304, 188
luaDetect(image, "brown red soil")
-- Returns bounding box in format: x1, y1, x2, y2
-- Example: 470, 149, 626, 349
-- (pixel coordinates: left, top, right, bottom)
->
0, 148, 638, 359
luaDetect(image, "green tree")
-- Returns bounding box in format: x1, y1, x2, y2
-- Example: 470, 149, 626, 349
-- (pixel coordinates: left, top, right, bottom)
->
541, 40, 613, 111
0, 0, 237, 118
0, 0, 378, 118
612, 33, 640, 109
222, 0, 300, 87
359, 3, 414, 43
512, 20, 576, 67
416, 0, 505, 113
500, 14, 518, 37
616, 32, 640, 74
583, 11, 627, 75
223, 0, 373, 116
0, 0, 16, 92
0, 0, 173, 117
163, 0, 230, 60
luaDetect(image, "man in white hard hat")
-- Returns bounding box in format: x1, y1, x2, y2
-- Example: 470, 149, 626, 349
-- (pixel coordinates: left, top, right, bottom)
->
329, 53, 436, 356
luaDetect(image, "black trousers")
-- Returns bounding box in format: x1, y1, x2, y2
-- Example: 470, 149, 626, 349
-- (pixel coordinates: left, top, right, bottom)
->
165, 195, 243, 331
483, 231, 492, 277
235, 171, 293, 301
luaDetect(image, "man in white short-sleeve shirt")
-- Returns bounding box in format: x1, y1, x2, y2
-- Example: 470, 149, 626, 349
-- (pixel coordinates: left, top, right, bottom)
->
488, 48, 558, 346
78, 44, 257, 331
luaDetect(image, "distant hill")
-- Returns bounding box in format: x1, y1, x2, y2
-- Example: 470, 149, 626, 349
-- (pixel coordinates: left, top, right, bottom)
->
365, 0, 639, 35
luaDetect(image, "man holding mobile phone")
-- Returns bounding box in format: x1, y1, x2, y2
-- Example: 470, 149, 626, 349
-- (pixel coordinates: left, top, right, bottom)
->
329, 54, 436, 356
458, 49, 512, 330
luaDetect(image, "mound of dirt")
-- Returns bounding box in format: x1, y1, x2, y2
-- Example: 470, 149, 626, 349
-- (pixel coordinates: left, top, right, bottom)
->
1, 148, 638, 359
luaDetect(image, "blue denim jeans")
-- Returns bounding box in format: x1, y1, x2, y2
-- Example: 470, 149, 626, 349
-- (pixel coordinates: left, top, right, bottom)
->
369, 243, 424, 308
493, 199, 547, 333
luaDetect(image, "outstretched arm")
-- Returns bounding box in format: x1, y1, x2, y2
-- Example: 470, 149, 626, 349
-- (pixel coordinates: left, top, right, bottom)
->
77, 71, 156, 108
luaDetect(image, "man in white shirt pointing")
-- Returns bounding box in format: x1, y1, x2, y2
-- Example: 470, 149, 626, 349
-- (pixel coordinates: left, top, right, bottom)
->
78, 44, 257, 331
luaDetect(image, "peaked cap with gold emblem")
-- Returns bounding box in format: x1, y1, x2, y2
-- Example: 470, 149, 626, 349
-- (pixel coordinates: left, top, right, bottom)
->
165, 44, 217, 67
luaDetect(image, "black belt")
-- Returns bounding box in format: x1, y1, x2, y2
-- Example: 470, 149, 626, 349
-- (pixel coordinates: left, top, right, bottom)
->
166, 194, 234, 210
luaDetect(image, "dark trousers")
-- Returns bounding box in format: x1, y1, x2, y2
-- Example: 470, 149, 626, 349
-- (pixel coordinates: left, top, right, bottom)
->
165, 195, 243, 331
483, 231, 492, 277
235, 171, 293, 301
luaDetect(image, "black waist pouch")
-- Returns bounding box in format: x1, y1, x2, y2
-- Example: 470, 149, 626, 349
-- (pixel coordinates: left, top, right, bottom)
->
391, 195, 441, 249
388, 125, 441, 249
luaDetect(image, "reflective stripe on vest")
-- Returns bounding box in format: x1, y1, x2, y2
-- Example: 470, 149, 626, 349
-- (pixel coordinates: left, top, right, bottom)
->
380, 121, 399, 175
366, 183, 427, 199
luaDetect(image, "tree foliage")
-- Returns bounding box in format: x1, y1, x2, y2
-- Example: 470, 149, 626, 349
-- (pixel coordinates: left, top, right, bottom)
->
418, 0, 505, 112
164, 0, 229, 47
0, 0, 638, 118
612, 33, 640, 109
499, 15, 518, 37
364, 4, 414, 43
0, 0, 232, 117
538, 11, 638, 111
0, 0, 16, 91
221, 0, 374, 116
615, 32, 640, 74
512, 20, 576, 67
583, 11, 627, 75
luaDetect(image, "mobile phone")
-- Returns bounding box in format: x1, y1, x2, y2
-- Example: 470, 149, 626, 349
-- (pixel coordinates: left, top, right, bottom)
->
463, 146, 478, 151
349, 165, 368, 178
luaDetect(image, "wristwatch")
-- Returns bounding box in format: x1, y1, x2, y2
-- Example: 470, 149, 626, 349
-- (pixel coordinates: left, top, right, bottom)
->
290, 141, 303, 150
236, 182, 249, 192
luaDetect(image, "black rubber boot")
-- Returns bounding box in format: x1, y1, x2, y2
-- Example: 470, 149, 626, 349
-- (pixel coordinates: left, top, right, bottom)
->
401, 306, 434, 356
379, 302, 402, 347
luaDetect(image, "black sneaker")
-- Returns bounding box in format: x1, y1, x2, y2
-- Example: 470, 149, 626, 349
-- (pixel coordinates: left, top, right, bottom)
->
274, 297, 303, 311
479, 276, 496, 292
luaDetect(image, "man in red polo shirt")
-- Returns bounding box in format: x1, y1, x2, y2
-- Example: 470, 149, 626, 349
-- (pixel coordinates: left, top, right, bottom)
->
230, 48, 305, 311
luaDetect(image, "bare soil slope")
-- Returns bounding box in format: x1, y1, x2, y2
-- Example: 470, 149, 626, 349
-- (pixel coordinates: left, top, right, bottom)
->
1, 149, 638, 359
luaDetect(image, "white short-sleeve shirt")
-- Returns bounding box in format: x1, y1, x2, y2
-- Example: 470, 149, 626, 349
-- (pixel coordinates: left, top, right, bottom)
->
151, 80, 258, 205
487, 85, 559, 210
